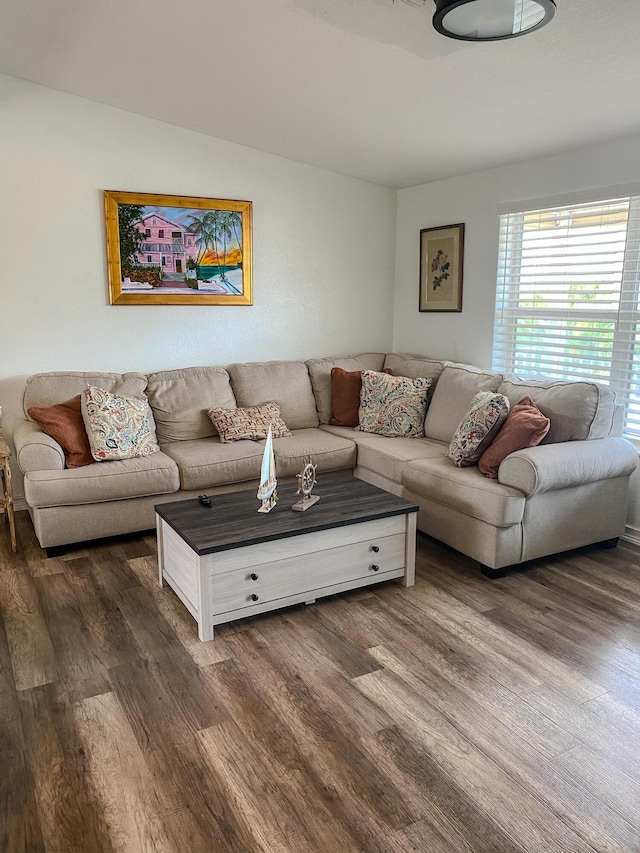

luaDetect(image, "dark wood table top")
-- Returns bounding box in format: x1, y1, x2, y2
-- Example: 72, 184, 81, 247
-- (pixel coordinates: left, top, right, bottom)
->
156, 471, 418, 556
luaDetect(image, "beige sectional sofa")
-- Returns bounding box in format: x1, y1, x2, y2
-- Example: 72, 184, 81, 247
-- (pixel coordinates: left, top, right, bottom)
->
12, 351, 638, 577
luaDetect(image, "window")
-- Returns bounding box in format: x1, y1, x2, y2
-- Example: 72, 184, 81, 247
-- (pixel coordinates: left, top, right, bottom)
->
161, 255, 166, 266
493, 188, 640, 439
172, 231, 182, 240
146, 255, 152, 263
158, 229, 164, 238
145, 228, 151, 237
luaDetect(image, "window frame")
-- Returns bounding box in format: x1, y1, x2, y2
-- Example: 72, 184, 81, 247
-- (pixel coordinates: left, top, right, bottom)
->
492, 189, 640, 440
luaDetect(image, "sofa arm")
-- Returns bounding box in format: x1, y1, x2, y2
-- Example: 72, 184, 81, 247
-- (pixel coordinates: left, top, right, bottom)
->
13, 419, 65, 472
498, 437, 638, 496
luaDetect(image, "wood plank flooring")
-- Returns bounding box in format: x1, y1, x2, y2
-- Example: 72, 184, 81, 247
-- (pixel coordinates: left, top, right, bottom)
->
2, 511, 640, 852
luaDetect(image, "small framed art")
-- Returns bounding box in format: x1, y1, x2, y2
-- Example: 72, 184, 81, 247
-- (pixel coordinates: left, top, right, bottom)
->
104, 190, 253, 305
419, 223, 464, 312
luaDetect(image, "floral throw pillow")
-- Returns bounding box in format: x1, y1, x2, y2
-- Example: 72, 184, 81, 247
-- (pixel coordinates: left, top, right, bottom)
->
357, 370, 431, 438
207, 402, 292, 443
81, 385, 159, 461
448, 391, 510, 467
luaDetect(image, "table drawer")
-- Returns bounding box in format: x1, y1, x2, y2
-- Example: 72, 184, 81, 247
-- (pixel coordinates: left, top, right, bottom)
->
211, 532, 405, 616
204, 515, 407, 576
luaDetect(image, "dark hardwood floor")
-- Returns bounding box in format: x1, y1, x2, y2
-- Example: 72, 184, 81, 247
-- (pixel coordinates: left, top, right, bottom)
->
2, 509, 640, 852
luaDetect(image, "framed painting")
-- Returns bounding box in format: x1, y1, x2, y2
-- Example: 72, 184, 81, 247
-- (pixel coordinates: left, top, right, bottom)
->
104, 191, 253, 305
419, 223, 464, 312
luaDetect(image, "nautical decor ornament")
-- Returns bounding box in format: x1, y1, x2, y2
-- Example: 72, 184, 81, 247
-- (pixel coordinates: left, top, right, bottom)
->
257, 426, 278, 513
292, 458, 320, 512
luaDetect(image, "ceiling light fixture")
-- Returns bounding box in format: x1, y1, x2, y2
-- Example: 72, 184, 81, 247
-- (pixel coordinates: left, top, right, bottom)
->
432, 0, 556, 41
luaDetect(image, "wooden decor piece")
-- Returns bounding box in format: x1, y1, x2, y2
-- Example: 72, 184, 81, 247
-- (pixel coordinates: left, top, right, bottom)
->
104, 190, 253, 305
0, 435, 17, 553
292, 459, 319, 512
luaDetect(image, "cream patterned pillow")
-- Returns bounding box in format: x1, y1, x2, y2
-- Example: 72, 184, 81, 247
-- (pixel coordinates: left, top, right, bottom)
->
81, 385, 159, 461
357, 370, 431, 438
207, 402, 292, 443
448, 391, 510, 467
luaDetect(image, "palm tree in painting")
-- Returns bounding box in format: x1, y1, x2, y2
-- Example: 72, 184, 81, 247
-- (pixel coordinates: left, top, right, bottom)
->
216, 211, 241, 293
227, 210, 243, 262
186, 209, 241, 293
186, 212, 215, 276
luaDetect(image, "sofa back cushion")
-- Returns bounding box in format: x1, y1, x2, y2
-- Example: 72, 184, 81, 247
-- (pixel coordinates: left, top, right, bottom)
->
306, 353, 385, 423
146, 366, 236, 443
498, 376, 617, 443
383, 353, 447, 390
228, 360, 319, 430
424, 363, 503, 442
24, 372, 148, 416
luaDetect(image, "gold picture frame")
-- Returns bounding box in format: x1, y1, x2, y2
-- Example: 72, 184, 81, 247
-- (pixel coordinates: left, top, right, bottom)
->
419, 223, 464, 312
105, 191, 253, 305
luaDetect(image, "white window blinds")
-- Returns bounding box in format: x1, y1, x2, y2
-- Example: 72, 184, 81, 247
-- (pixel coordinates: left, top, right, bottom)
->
493, 193, 640, 439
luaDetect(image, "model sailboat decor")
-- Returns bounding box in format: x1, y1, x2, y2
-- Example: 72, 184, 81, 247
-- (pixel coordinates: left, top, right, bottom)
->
257, 426, 278, 513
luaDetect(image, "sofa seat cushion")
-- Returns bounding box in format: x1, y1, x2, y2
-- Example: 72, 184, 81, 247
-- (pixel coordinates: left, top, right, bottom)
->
305, 353, 386, 423
23, 451, 179, 508
228, 361, 319, 430
257, 428, 356, 478
424, 363, 503, 443
404, 457, 525, 528
321, 425, 447, 484
161, 438, 265, 490
146, 366, 237, 442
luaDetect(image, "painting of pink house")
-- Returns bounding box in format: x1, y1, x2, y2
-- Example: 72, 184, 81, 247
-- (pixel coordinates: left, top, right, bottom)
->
134, 213, 197, 274
105, 190, 253, 306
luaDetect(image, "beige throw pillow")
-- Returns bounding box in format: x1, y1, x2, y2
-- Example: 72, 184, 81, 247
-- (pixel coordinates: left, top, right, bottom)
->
208, 402, 292, 443
81, 385, 159, 461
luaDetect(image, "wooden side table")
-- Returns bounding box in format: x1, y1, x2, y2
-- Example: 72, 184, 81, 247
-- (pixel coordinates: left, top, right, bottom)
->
0, 435, 17, 553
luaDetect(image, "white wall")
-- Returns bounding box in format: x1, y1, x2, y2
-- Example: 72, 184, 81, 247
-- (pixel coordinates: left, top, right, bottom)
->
0, 74, 396, 502
393, 135, 640, 538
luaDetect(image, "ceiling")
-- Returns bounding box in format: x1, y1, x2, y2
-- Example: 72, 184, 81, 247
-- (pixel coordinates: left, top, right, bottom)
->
1, 0, 640, 189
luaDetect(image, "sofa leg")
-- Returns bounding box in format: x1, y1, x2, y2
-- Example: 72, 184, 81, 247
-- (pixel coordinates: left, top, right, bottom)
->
480, 564, 508, 580
45, 545, 67, 558
598, 537, 619, 550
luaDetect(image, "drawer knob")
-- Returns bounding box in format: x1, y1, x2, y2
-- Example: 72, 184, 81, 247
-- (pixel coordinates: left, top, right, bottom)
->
371, 545, 380, 553
250, 573, 259, 581
251, 593, 259, 602
371, 564, 380, 572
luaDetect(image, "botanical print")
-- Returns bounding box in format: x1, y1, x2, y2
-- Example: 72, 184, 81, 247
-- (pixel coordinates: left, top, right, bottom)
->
105, 191, 253, 305
419, 224, 464, 312
431, 248, 450, 289
428, 236, 455, 300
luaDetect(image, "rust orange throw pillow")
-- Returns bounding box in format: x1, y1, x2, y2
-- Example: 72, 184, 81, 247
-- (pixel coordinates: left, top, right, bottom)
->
478, 395, 550, 479
28, 395, 94, 468
329, 367, 392, 427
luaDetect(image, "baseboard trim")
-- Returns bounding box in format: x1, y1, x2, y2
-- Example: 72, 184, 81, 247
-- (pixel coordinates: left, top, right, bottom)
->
623, 525, 640, 546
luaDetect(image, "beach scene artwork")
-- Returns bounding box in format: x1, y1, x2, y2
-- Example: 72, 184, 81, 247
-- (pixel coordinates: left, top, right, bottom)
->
105, 191, 253, 305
